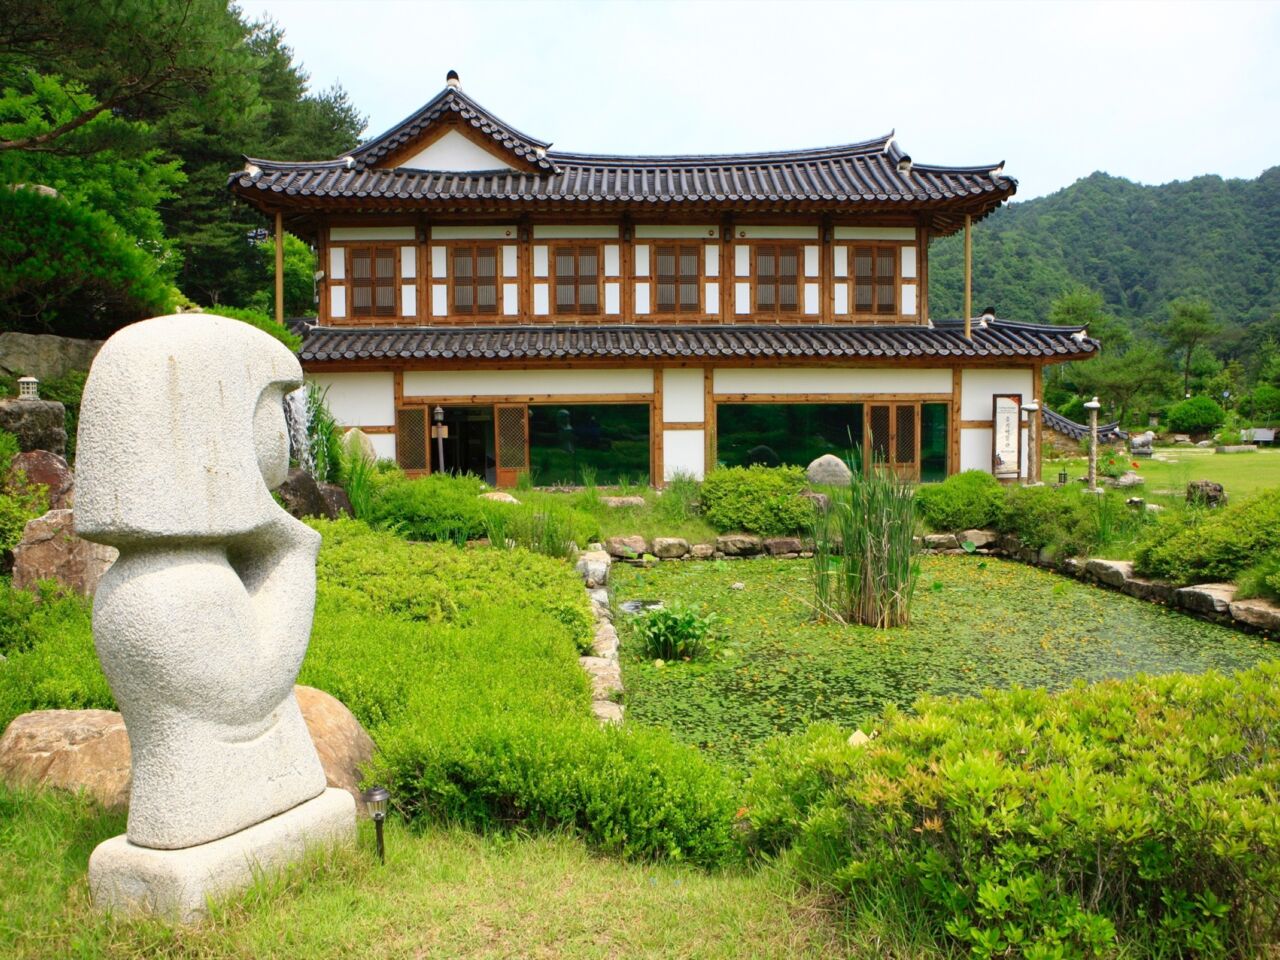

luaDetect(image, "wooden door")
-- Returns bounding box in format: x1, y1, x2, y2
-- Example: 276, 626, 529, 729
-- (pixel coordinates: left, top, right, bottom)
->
865, 403, 919, 480
396, 407, 428, 474
494, 403, 528, 487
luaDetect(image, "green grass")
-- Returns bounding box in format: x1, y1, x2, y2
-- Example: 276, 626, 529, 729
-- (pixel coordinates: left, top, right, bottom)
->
515, 486, 721, 545
611, 555, 1277, 766
0, 785, 892, 960
1047, 446, 1280, 502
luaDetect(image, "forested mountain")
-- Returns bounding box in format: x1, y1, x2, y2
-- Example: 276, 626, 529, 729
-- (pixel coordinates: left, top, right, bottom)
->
929, 168, 1280, 332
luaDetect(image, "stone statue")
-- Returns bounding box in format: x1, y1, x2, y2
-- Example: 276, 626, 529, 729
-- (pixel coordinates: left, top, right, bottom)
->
77, 315, 353, 919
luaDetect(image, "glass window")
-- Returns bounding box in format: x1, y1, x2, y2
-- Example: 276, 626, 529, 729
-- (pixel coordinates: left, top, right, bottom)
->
528, 404, 650, 485
921, 403, 949, 482
754, 244, 799, 314
715, 403, 863, 470
452, 245, 498, 315
554, 246, 600, 315
655, 244, 701, 313
351, 246, 397, 317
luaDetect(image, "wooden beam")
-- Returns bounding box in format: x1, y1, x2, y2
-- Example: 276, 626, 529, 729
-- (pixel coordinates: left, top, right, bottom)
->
275, 210, 285, 325
963, 213, 972, 339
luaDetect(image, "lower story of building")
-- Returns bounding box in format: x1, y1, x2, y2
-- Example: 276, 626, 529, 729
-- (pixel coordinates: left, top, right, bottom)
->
308, 363, 1044, 486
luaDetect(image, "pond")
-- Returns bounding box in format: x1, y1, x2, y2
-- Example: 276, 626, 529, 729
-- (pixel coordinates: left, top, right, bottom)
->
611, 555, 1279, 766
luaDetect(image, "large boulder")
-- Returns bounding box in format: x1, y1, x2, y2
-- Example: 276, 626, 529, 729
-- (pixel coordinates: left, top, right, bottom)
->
1187, 480, 1227, 508
0, 332, 102, 381
12, 509, 117, 596
318, 482, 353, 518
604, 535, 648, 559
652, 537, 690, 559
806, 454, 852, 486
716, 534, 762, 556
0, 398, 66, 456
0, 687, 375, 812
276, 467, 335, 519
341, 428, 377, 463
7, 449, 74, 509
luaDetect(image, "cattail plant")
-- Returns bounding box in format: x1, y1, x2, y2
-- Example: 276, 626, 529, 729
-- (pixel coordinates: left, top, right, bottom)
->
810, 452, 920, 628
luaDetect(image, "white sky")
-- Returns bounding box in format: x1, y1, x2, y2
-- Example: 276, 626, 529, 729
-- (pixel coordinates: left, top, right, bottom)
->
241, 0, 1280, 200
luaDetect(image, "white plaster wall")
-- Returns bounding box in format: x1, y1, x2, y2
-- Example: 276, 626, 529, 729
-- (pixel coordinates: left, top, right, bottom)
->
961, 368, 1034, 420
737, 225, 819, 239
395, 129, 513, 171
403, 368, 653, 398
663, 369, 705, 422
432, 225, 518, 240
714, 367, 951, 395
833, 226, 914, 240
532, 225, 619, 238
308, 372, 395, 427
331, 226, 415, 241
636, 225, 718, 238
370, 434, 396, 461
960, 428, 992, 473
663, 430, 705, 481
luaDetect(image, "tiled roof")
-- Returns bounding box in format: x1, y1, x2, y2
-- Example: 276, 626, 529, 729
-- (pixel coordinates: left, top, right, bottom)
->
230, 86, 1015, 232
294, 319, 1097, 364
1043, 407, 1128, 442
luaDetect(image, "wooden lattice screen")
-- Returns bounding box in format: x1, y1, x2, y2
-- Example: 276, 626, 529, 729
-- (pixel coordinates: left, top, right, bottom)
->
895, 404, 916, 467
495, 404, 528, 486
396, 408, 427, 471
868, 404, 891, 465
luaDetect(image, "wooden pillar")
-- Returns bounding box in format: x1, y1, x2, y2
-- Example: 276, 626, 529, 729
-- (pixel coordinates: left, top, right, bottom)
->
274, 210, 285, 325
963, 214, 972, 339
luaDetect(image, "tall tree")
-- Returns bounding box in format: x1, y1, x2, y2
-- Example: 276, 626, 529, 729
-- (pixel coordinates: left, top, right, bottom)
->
1162, 299, 1224, 397
1072, 342, 1173, 426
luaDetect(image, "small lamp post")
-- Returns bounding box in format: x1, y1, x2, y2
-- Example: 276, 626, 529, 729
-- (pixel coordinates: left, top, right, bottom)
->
1083, 396, 1101, 492
433, 405, 445, 474
17, 376, 38, 401
362, 785, 390, 864
1058, 468, 1069, 486
1021, 399, 1040, 483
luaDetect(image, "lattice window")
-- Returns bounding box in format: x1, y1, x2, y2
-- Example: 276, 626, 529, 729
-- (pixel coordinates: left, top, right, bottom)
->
895, 404, 916, 466
396, 408, 427, 471
452, 245, 498, 315
655, 244, 701, 313
868, 404, 891, 464
853, 245, 897, 315
554, 246, 600, 315
496, 405, 527, 470
755, 244, 799, 314
351, 246, 398, 317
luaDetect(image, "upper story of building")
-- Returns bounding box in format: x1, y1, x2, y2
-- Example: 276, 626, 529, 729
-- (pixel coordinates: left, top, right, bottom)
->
229, 72, 1016, 330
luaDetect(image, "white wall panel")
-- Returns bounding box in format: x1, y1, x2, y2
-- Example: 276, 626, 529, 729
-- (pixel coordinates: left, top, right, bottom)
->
328, 247, 345, 280
663, 430, 706, 481
603, 244, 620, 277
532, 224, 619, 238
431, 284, 448, 317
704, 244, 719, 277
804, 245, 820, 277
430, 246, 447, 277
503, 282, 518, 315
401, 284, 417, 317
533, 283, 549, 314
432, 225, 518, 240
502, 245, 518, 277
400, 246, 417, 279
636, 224, 718, 238
329, 286, 346, 319
738, 225, 819, 239
635, 282, 651, 314
404, 368, 653, 398
395, 130, 514, 172
714, 367, 951, 394
604, 282, 621, 314
663, 368, 705, 422
833, 226, 915, 240
902, 284, 917, 316
533, 245, 549, 277
734, 245, 750, 277
705, 281, 719, 314
634, 244, 650, 276
834, 285, 848, 314
370, 434, 396, 461
735, 282, 751, 314
961, 368, 1034, 420
307, 371, 395, 427
331, 225, 415, 241
901, 246, 917, 279
804, 282, 820, 315
832, 246, 848, 278
960, 428, 992, 473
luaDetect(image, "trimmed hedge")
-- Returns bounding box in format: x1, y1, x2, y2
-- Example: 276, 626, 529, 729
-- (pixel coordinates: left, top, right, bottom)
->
745, 665, 1280, 958
1135, 487, 1280, 585
700, 465, 813, 537
916, 470, 1005, 531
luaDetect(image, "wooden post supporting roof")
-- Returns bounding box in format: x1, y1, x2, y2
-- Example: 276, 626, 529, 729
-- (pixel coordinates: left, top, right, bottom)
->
275, 209, 285, 327
963, 214, 972, 339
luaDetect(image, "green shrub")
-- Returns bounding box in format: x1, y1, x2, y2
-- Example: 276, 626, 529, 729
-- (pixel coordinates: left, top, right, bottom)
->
1234, 552, 1280, 602
655, 471, 701, 525
1166, 395, 1226, 435
0, 428, 50, 553
632, 602, 718, 661
1135, 487, 1280, 585
915, 470, 1005, 531
701, 465, 812, 537
745, 664, 1280, 958
205, 305, 302, 351
482, 502, 597, 559
0, 429, 18, 473
998, 486, 1154, 558
365, 472, 489, 544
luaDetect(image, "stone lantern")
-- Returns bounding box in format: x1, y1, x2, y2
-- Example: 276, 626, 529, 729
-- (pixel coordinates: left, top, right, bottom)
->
17, 376, 38, 400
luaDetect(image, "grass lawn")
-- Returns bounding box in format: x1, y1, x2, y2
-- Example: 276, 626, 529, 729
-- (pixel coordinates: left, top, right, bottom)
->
515, 485, 721, 545
1048, 446, 1280, 502
611, 555, 1278, 766
0, 786, 885, 960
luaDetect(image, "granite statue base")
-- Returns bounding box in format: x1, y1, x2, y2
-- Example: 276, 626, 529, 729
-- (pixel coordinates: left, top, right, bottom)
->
88, 787, 355, 922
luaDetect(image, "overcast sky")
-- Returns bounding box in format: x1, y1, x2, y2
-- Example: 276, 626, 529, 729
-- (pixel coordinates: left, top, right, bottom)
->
240, 0, 1280, 201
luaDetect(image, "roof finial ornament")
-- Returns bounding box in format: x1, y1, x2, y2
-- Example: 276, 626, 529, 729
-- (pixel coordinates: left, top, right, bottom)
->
446, 69, 460, 89
896, 154, 912, 174
980, 306, 996, 327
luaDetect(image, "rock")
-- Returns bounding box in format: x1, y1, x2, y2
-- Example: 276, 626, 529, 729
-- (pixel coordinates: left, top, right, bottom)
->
591, 622, 619, 658
1187, 480, 1228, 508
12, 509, 117, 596
600, 496, 646, 508
575, 550, 611, 587
0, 332, 103, 381
763, 536, 803, 556
731, 581, 745, 590
847, 729, 871, 748
652, 537, 690, 559
1130, 431, 1155, 457
1125, 497, 1145, 509
480, 490, 520, 504
1145, 503, 1164, 513
800, 490, 831, 514
578, 656, 623, 699
591, 701, 624, 725
587, 586, 609, 606
1107, 471, 1144, 488
960, 529, 998, 549
716, 534, 762, 556
318, 483, 353, 518
1060, 558, 1084, 577
805, 454, 852, 486
1195, 439, 1214, 447
1121, 577, 1176, 605
1174, 582, 1236, 616
1085, 558, 1133, 588
0, 398, 66, 456
1215, 444, 1258, 454
6, 449, 75, 510
1229, 598, 1280, 632
923, 533, 959, 550
604, 535, 647, 559
0, 709, 131, 811
276, 467, 333, 519
294, 686, 375, 808
690, 543, 715, 559
1171, 434, 1192, 444
341, 428, 377, 463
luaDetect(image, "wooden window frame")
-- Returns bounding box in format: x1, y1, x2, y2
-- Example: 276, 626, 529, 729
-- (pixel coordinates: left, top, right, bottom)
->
751, 242, 802, 317
349, 245, 399, 319
552, 243, 603, 316
652, 243, 703, 316
850, 243, 899, 318
449, 242, 501, 317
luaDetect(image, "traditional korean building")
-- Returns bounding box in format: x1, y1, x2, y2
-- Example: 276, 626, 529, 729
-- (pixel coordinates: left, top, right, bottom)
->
229, 72, 1097, 487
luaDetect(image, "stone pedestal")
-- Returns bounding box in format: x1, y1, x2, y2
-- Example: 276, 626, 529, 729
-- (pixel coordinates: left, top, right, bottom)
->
89, 788, 355, 922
